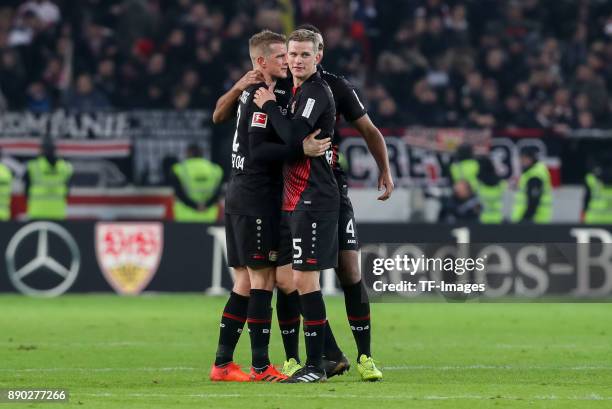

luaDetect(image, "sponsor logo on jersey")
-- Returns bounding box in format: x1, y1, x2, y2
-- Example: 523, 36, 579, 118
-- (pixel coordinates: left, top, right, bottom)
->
306, 258, 317, 265
251, 112, 268, 128
274, 88, 286, 94
302, 98, 316, 118
95, 222, 163, 295
251, 253, 265, 260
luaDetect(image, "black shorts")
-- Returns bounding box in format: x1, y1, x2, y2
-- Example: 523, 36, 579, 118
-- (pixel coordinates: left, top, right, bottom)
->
225, 213, 280, 268
338, 185, 359, 251
277, 210, 339, 271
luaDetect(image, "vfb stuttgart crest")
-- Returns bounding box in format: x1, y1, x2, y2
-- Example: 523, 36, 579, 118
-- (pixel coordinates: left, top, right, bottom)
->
95, 223, 163, 295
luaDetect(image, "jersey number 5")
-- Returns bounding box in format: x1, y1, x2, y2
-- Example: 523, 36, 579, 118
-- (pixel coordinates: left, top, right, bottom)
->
292, 238, 302, 259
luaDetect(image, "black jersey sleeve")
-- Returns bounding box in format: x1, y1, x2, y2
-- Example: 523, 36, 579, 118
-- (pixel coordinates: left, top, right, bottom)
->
247, 100, 302, 162
262, 100, 313, 144
335, 77, 367, 122
249, 128, 302, 162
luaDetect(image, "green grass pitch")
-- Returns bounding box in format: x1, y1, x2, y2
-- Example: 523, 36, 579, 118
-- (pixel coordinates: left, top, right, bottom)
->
1, 295, 611, 408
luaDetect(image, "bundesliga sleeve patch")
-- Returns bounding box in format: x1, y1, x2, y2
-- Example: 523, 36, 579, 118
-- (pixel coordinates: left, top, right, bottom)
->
251, 112, 268, 128
302, 98, 316, 119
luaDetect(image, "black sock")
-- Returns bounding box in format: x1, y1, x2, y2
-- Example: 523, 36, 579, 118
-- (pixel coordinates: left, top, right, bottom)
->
247, 289, 273, 369
324, 321, 343, 360
300, 291, 326, 369
343, 280, 371, 358
215, 291, 249, 366
277, 290, 301, 362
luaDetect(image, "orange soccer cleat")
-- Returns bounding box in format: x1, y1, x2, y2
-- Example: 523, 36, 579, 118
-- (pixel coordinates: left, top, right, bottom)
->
249, 364, 288, 382
209, 362, 250, 382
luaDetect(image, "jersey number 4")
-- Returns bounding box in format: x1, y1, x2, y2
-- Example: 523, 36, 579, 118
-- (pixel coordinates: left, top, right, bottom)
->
346, 219, 355, 237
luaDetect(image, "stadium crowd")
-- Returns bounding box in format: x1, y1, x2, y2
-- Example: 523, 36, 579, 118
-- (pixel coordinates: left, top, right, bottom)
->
1, 0, 612, 130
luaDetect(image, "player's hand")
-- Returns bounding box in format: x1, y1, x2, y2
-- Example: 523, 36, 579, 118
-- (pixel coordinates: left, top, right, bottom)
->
303, 129, 330, 157
377, 170, 394, 201
233, 70, 264, 91
253, 86, 276, 108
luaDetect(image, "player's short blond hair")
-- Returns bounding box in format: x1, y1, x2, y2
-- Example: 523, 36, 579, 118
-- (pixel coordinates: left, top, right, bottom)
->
249, 30, 286, 60
296, 24, 324, 50
287, 29, 321, 53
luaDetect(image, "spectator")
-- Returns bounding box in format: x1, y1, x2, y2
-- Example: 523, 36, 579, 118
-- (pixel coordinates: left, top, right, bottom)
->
371, 97, 404, 128
438, 180, 481, 223
94, 58, 119, 106
420, 15, 448, 59
26, 81, 52, 113
172, 88, 191, 111
0, 49, 26, 109
572, 64, 608, 120
445, 3, 469, 48
18, 0, 61, 28
63, 72, 111, 112
0, 0, 610, 129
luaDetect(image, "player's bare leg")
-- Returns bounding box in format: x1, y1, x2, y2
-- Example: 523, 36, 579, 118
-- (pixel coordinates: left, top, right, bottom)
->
246, 266, 286, 382
336, 250, 382, 381
210, 267, 250, 382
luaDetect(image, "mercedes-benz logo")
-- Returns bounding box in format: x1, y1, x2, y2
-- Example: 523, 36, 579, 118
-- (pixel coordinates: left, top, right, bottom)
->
5, 222, 80, 297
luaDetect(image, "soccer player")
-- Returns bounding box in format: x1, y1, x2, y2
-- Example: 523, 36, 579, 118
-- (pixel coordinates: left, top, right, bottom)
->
292, 24, 392, 381
215, 72, 343, 378
209, 30, 330, 382
253, 29, 339, 383
214, 26, 393, 381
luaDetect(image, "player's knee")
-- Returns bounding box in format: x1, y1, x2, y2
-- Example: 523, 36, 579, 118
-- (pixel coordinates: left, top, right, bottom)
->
249, 267, 275, 291
293, 270, 320, 294
336, 266, 361, 286
275, 264, 295, 293
232, 267, 251, 296
276, 279, 294, 294
337, 250, 361, 286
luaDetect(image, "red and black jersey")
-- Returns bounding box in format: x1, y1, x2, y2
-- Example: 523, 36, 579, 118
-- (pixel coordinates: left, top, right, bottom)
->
279, 68, 368, 185
225, 81, 292, 216
265, 71, 339, 212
